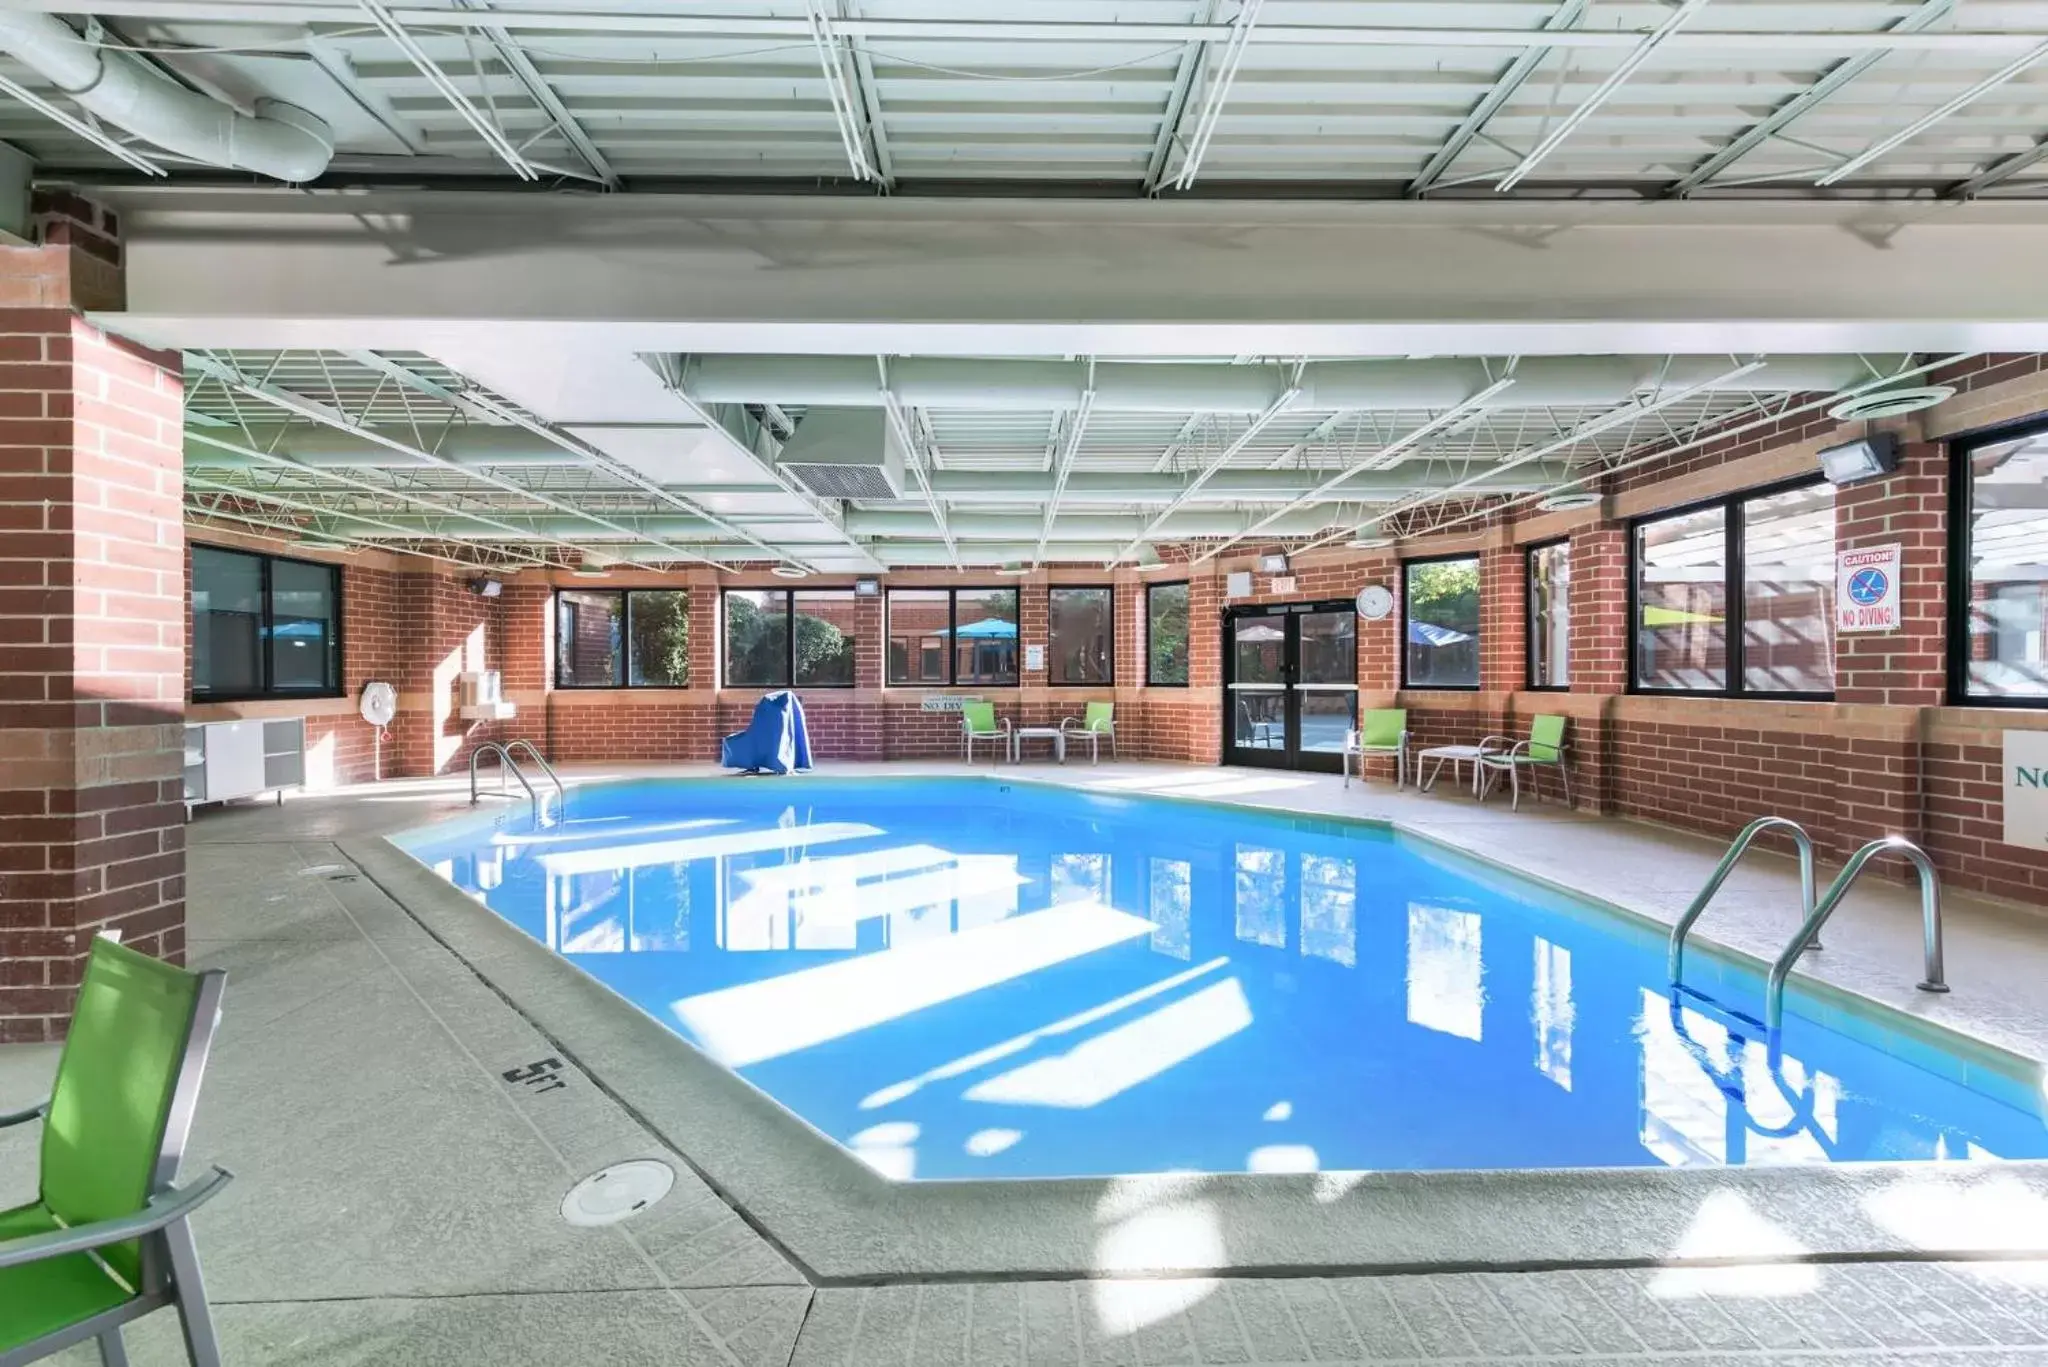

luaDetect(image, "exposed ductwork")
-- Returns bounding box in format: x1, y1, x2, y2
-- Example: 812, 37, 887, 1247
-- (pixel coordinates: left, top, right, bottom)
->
0, 12, 333, 182
681, 355, 1906, 415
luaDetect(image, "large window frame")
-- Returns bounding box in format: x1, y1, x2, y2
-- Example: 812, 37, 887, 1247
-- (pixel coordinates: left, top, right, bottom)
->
1525, 537, 1572, 692
885, 586, 1021, 688
1948, 415, 2048, 708
1047, 584, 1115, 686
189, 544, 344, 703
1626, 474, 1836, 702
1146, 581, 1191, 687
1401, 552, 1483, 692
552, 588, 692, 690
721, 587, 859, 690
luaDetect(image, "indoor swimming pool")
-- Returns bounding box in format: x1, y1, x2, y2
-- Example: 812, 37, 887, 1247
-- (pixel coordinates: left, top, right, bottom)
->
393, 777, 2048, 1181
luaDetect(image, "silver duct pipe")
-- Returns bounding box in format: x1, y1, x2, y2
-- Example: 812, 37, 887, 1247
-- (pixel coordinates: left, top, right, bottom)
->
683, 355, 1905, 415
0, 12, 332, 181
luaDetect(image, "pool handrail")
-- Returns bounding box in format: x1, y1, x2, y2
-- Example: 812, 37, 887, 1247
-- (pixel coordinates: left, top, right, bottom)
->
1668, 816, 1818, 985
504, 739, 566, 812
469, 741, 550, 824
1764, 835, 1947, 1031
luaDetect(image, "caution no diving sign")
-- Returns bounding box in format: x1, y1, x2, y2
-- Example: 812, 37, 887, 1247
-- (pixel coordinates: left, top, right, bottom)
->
1836, 543, 1902, 634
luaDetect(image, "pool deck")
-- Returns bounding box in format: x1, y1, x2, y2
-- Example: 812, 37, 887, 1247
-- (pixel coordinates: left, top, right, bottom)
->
6, 759, 2048, 1365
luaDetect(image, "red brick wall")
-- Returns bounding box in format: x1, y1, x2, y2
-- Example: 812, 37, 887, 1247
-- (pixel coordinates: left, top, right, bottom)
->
2, 302, 186, 1041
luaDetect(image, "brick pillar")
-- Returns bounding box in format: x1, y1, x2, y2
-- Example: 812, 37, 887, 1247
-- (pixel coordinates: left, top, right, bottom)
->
1830, 440, 1947, 864
0, 260, 186, 1040
1185, 568, 1223, 763
1568, 525, 1628, 813
1355, 553, 1398, 703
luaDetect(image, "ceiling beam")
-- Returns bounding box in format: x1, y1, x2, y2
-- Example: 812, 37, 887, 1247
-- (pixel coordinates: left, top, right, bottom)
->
1951, 135, 2048, 198
1819, 38, 2048, 186
1408, 0, 1586, 197
1110, 375, 1301, 567
1166, 0, 1264, 192
806, 0, 881, 184
839, 0, 895, 186
1143, 0, 1222, 194
1497, 0, 1714, 193
1668, 0, 1955, 196
185, 473, 546, 567
446, 0, 618, 189
1033, 372, 1094, 567
879, 377, 959, 569
357, 0, 537, 180
189, 353, 730, 566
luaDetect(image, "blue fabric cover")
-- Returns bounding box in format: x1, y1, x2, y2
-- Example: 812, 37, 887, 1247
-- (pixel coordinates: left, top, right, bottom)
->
721, 690, 813, 774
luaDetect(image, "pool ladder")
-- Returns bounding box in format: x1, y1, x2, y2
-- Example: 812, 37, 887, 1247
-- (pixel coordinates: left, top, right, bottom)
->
470, 740, 566, 824
1668, 817, 1947, 1032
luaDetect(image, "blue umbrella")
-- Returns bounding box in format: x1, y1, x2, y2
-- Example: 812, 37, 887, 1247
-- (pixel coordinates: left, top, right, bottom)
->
1408, 620, 1472, 647
944, 619, 1018, 640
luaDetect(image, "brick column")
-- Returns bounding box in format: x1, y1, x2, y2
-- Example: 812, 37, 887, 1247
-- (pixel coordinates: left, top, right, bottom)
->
1567, 525, 1628, 813
1830, 439, 1947, 864
0, 259, 186, 1040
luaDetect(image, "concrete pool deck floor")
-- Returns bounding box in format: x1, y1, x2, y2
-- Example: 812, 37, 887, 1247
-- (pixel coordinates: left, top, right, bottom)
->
5, 759, 2048, 1364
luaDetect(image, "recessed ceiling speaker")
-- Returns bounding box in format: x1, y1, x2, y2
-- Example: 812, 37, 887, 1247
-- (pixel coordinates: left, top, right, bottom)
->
1818, 431, 1903, 486
1536, 490, 1602, 513
1826, 386, 1954, 422
469, 576, 503, 597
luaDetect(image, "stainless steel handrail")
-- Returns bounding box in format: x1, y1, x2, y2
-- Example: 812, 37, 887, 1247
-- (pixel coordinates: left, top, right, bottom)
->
1764, 835, 1947, 1030
504, 739, 565, 810
1668, 816, 1818, 984
469, 741, 545, 822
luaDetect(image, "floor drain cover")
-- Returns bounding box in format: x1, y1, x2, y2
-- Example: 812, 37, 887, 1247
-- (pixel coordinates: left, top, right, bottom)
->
561, 1160, 674, 1228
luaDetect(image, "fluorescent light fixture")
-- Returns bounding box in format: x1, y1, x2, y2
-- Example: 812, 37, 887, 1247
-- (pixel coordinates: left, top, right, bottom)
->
568, 568, 610, 579
1347, 536, 1394, 550
1817, 432, 1902, 486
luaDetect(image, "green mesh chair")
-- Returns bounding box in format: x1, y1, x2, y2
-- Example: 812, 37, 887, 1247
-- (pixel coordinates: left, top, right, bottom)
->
960, 701, 1010, 764
1342, 708, 1408, 789
1477, 714, 1573, 811
1059, 701, 1117, 764
1, 937, 231, 1367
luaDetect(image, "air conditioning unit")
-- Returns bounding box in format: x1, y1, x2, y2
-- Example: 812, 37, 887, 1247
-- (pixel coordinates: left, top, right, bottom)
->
777, 407, 906, 500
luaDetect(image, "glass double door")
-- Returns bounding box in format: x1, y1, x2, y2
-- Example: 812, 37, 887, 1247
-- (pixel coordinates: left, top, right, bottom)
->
1223, 601, 1357, 771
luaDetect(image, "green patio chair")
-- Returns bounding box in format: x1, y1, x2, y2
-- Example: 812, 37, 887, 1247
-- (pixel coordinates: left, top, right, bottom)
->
960, 701, 1010, 764
1343, 708, 1408, 789
1, 936, 232, 1367
1477, 714, 1573, 812
1059, 701, 1117, 764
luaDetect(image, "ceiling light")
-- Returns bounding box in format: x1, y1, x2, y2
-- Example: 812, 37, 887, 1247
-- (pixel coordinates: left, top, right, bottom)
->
1827, 386, 1953, 422
1537, 491, 1602, 513
568, 568, 610, 579
770, 564, 807, 579
1258, 552, 1290, 574
1346, 536, 1394, 550
994, 562, 1029, 576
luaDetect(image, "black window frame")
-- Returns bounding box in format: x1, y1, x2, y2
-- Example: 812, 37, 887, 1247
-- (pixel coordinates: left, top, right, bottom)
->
552, 588, 693, 690
1948, 413, 2048, 709
1524, 537, 1572, 692
721, 587, 859, 690
1400, 551, 1484, 692
1145, 580, 1192, 687
1625, 473, 1837, 702
885, 586, 1021, 688
1047, 584, 1116, 687
189, 543, 344, 703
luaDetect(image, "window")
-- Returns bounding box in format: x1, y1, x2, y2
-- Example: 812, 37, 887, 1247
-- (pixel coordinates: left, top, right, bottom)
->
1146, 582, 1190, 685
886, 587, 1019, 686
1403, 555, 1481, 689
1631, 478, 1835, 698
1048, 586, 1113, 685
723, 588, 858, 688
1526, 540, 1570, 690
1951, 420, 2048, 704
555, 589, 690, 688
191, 545, 340, 701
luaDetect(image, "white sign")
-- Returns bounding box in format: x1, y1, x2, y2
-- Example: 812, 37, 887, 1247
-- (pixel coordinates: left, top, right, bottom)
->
2005, 730, 2048, 852
1270, 576, 1298, 595
919, 695, 981, 713
1024, 643, 1045, 672
1225, 570, 1252, 599
1835, 543, 1902, 634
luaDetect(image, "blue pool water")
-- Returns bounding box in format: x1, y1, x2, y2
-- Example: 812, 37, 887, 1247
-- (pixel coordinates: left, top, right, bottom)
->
395, 777, 2048, 1180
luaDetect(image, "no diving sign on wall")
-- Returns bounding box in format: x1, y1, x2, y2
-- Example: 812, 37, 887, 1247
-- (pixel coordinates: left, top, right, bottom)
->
1836, 543, 1902, 633
2007, 730, 2048, 852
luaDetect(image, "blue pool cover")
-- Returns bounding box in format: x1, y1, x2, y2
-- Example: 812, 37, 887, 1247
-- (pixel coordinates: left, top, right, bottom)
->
395, 777, 2048, 1181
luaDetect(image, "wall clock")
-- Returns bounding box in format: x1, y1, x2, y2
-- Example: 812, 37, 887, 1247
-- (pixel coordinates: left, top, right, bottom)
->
1356, 584, 1394, 619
